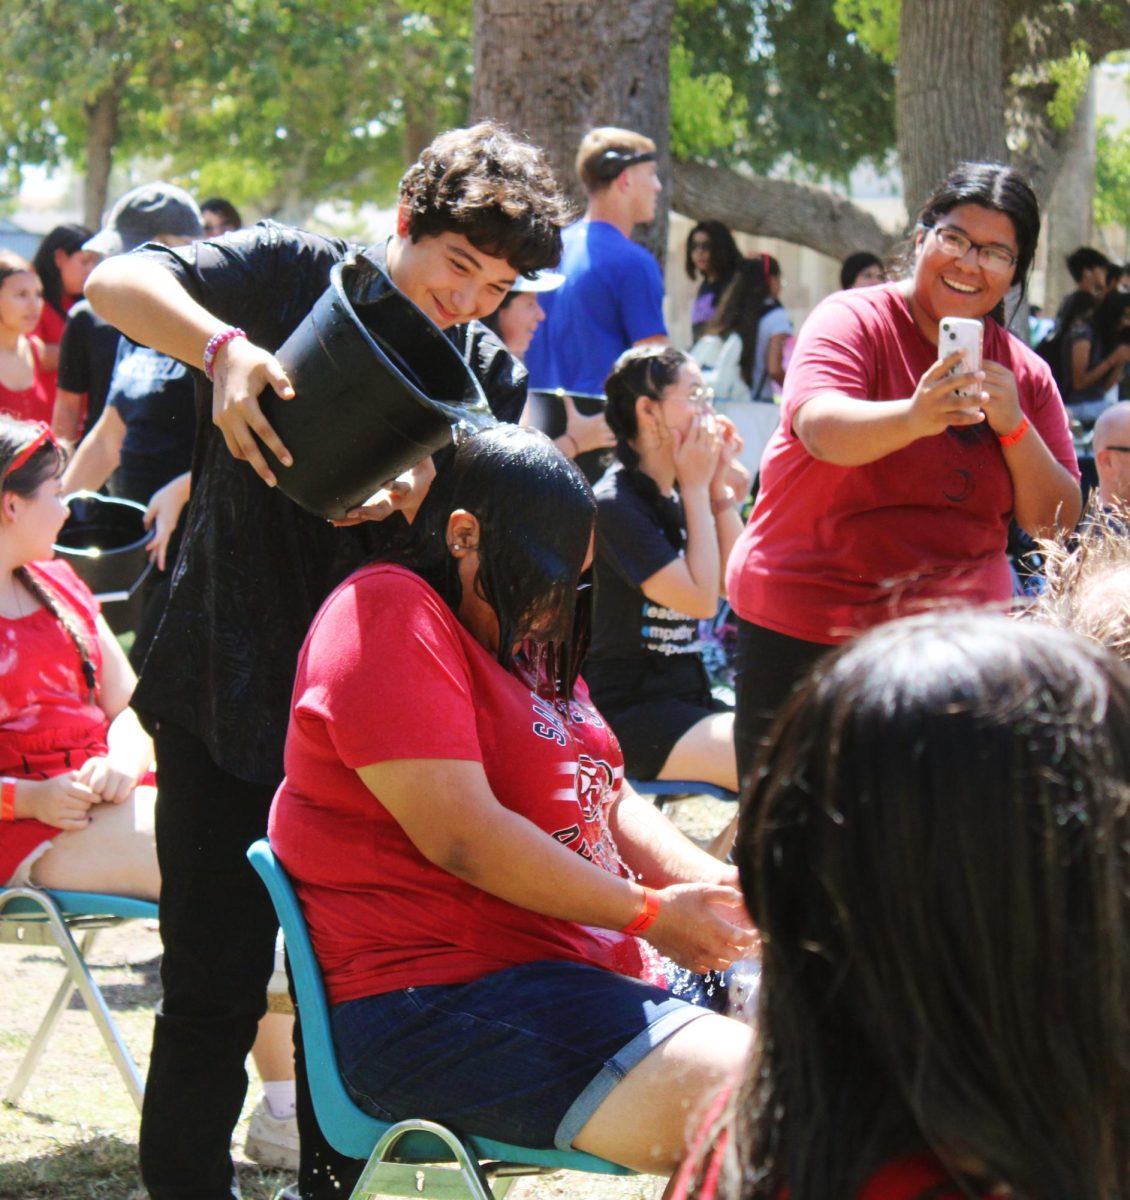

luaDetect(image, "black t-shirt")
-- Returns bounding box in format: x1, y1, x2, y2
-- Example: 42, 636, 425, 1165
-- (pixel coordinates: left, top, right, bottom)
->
589, 462, 703, 663
57, 299, 121, 437
129, 220, 526, 785
107, 338, 196, 504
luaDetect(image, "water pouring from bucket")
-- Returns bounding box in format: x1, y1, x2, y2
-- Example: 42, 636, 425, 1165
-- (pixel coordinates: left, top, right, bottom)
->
255, 252, 496, 521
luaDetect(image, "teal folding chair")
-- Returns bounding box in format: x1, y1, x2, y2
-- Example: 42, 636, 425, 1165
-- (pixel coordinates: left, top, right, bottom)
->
0, 885, 158, 1111
247, 839, 635, 1200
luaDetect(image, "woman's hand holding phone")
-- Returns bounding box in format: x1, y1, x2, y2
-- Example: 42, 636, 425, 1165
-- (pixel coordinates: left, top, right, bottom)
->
907, 352, 985, 439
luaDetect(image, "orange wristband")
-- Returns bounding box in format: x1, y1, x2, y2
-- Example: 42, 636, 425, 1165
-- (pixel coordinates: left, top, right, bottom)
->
1, 778, 17, 822
621, 887, 661, 935
998, 415, 1031, 447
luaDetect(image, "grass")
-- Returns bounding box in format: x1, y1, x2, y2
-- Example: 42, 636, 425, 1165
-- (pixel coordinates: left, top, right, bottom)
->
0, 796, 734, 1199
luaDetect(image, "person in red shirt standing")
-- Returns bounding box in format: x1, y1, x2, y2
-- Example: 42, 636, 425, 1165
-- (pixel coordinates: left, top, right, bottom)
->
675, 610, 1130, 1200
726, 162, 1081, 781
30, 224, 98, 402
0, 252, 52, 424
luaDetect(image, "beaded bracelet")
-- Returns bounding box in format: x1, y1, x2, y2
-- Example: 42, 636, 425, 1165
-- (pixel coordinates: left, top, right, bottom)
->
1, 777, 17, 822
203, 327, 247, 382
998, 415, 1031, 447
620, 887, 661, 935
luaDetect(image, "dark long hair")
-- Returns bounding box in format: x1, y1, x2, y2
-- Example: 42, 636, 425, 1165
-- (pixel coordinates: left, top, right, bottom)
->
716, 611, 1130, 1200
603, 344, 690, 552
31, 224, 93, 319
912, 161, 1041, 324
708, 255, 781, 388
1095, 290, 1130, 357
0, 416, 95, 702
685, 220, 741, 286
393, 425, 595, 696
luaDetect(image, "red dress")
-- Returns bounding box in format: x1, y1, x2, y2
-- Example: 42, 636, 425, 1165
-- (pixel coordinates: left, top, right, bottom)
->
0, 559, 108, 883
0, 337, 53, 424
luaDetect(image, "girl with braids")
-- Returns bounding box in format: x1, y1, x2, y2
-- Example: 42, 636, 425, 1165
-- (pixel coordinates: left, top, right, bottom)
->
0, 251, 52, 425
672, 610, 1130, 1200
586, 346, 745, 793
0, 414, 157, 896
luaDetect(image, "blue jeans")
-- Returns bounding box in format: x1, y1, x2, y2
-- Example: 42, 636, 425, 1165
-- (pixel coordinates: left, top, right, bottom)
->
332, 959, 711, 1150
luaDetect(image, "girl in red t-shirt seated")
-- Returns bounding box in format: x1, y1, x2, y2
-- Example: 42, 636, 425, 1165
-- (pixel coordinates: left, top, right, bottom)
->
0, 415, 157, 896
269, 425, 758, 1174
675, 611, 1130, 1200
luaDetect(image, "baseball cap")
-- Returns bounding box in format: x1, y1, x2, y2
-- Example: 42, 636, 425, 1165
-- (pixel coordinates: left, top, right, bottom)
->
510, 270, 564, 294
84, 182, 204, 256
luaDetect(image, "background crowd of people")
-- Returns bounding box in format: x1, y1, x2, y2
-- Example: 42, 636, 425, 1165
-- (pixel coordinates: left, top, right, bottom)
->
2, 118, 1130, 1200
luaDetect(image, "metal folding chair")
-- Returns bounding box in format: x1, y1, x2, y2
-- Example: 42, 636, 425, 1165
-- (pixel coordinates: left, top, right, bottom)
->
247, 839, 635, 1200
0, 886, 158, 1112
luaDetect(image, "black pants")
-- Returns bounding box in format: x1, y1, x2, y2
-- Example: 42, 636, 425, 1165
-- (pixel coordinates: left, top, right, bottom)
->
139, 722, 363, 1200
732, 618, 831, 788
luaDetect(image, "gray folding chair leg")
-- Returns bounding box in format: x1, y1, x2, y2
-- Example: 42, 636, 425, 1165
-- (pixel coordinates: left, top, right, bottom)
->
3, 891, 144, 1111
352, 1119, 542, 1200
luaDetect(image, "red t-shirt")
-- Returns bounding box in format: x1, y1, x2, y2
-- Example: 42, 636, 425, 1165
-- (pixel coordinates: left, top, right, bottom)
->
33, 300, 69, 402
725, 284, 1079, 643
269, 563, 652, 1007
0, 559, 107, 882
0, 336, 52, 425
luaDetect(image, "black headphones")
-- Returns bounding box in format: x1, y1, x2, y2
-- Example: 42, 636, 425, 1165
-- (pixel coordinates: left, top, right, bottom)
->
590, 149, 657, 182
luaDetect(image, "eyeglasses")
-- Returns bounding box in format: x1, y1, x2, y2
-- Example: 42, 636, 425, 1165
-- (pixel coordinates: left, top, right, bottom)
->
5, 423, 59, 481
686, 384, 715, 411
926, 225, 1018, 275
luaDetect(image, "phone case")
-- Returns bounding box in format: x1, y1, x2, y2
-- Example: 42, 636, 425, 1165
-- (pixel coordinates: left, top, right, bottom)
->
938, 318, 983, 399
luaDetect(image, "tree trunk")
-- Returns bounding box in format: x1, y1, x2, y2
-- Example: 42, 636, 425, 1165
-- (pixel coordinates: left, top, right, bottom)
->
671, 160, 893, 260
897, 0, 1009, 214
83, 86, 121, 229
471, 0, 675, 262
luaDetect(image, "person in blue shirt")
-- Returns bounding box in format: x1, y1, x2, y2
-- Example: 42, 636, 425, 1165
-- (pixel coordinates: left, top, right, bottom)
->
525, 127, 667, 395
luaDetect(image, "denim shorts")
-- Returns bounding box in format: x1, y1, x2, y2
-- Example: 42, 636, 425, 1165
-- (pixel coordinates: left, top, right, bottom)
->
330, 959, 713, 1151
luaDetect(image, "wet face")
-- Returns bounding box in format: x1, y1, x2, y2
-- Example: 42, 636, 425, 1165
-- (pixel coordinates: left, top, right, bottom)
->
0, 271, 43, 336
496, 292, 546, 359
911, 204, 1019, 335
56, 248, 100, 298
390, 220, 518, 330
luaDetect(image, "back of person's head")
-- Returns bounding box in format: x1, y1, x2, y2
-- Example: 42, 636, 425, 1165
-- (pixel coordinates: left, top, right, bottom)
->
31, 224, 94, 315
719, 611, 1130, 1200
398, 122, 572, 278
1067, 246, 1111, 283
1056, 286, 1098, 328
575, 127, 657, 194
0, 415, 66, 498
200, 197, 242, 234
685, 220, 741, 283
1095, 289, 1130, 354
839, 250, 883, 290
915, 161, 1040, 299
405, 425, 595, 686
707, 255, 779, 385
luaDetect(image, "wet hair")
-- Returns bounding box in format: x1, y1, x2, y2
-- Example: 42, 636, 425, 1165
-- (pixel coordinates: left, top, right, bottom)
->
0, 416, 94, 701
708, 611, 1130, 1200
603, 344, 693, 552
1067, 246, 1111, 283
575, 127, 657, 194
399, 122, 573, 277
913, 161, 1041, 322
31, 224, 93, 318
685, 221, 741, 285
839, 250, 883, 290
707, 256, 781, 388
200, 197, 242, 230
396, 425, 595, 696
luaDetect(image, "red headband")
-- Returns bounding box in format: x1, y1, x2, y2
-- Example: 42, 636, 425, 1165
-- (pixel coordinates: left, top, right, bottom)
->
5, 423, 59, 481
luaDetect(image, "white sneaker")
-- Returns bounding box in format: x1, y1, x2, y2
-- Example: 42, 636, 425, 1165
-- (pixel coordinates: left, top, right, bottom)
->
244, 1096, 300, 1171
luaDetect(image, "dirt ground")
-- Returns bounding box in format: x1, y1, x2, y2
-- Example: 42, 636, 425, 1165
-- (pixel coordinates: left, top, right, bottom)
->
0, 795, 734, 1200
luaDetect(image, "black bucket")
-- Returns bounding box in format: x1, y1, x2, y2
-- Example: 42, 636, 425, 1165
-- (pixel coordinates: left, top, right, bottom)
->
525, 389, 613, 485
258, 254, 495, 520
53, 492, 154, 636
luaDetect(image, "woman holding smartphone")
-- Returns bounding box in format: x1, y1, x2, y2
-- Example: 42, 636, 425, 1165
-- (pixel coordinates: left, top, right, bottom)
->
726, 161, 1081, 780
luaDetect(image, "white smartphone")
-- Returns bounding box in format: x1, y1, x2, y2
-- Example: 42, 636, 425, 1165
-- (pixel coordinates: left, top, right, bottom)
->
938, 317, 983, 399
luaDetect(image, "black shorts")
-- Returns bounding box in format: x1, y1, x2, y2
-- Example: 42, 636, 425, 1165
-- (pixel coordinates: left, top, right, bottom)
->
585, 654, 730, 780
